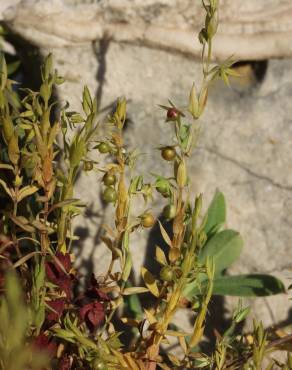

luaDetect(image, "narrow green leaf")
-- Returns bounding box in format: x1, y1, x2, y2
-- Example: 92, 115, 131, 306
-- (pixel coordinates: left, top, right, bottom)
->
7, 60, 20, 75
0, 163, 14, 170
122, 253, 132, 282
9, 214, 35, 233
123, 287, 149, 295
158, 220, 172, 248
48, 198, 79, 214
127, 293, 143, 317
141, 267, 160, 297
0, 54, 7, 89
17, 185, 39, 202
13, 251, 42, 268
155, 245, 167, 266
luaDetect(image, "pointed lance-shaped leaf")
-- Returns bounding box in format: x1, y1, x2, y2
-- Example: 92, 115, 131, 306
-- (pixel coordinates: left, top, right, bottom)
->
141, 267, 160, 297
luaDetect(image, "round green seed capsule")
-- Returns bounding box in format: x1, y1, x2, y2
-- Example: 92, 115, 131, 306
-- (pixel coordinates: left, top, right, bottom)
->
161, 147, 176, 161
162, 204, 176, 220
103, 173, 117, 186
98, 142, 110, 154
140, 213, 155, 228
156, 182, 169, 197
160, 266, 174, 282
102, 187, 117, 203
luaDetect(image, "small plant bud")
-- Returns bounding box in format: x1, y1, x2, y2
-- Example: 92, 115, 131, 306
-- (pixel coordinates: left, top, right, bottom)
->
160, 266, 174, 282
103, 172, 117, 186
169, 247, 180, 263
166, 108, 178, 121
206, 11, 218, 39
194, 193, 203, 218
234, 307, 250, 324
83, 161, 93, 171
14, 174, 23, 187
162, 204, 176, 220
55, 76, 65, 85
102, 187, 117, 203
188, 83, 199, 118
176, 158, 187, 187
116, 97, 127, 129
161, 146, 176, 161
140, 212, 155, 228
98, 142, 110, 154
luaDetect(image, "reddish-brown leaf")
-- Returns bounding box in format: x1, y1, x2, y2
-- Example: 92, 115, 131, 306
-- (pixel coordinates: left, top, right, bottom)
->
46, 298, 66, 322
33, 333, 57, 357
79, 301, 105, 331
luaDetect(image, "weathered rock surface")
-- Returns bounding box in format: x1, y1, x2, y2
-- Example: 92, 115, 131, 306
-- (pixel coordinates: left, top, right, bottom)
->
3, 0, 292, 60
1, 0, 291, 331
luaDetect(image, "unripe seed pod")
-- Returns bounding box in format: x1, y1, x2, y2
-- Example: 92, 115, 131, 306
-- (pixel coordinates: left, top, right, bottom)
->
102, 187, 117, 203
103, 172, 117, 186
156, 182, 170, 198
140, 212, 155, 228
161, 147, 176, 161
98, 142, 110, 154
160, 266, 174, 282
163, 204, 176, 220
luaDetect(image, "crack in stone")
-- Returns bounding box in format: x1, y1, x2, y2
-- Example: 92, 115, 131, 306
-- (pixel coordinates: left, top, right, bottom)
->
199, 146, 292, 274
200, 146, 292, 192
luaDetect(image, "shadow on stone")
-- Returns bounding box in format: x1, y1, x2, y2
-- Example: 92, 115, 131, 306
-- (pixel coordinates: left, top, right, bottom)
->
229, 59, 269, 96
72, 196, 107, 279
3, 26, 61, 123
94, 36, 111, 109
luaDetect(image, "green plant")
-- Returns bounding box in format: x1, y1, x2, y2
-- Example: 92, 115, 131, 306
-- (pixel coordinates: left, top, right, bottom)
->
0, 1, 290, 369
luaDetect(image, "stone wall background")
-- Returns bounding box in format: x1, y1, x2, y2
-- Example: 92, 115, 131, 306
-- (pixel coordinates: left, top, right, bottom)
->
1, 0, 291, 334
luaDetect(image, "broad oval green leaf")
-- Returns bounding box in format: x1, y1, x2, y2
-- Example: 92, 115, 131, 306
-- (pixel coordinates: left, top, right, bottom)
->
198, 229, 243, 275
210, 274, 286, 297
184, 274, 285, 299
204, 190, 226, 236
